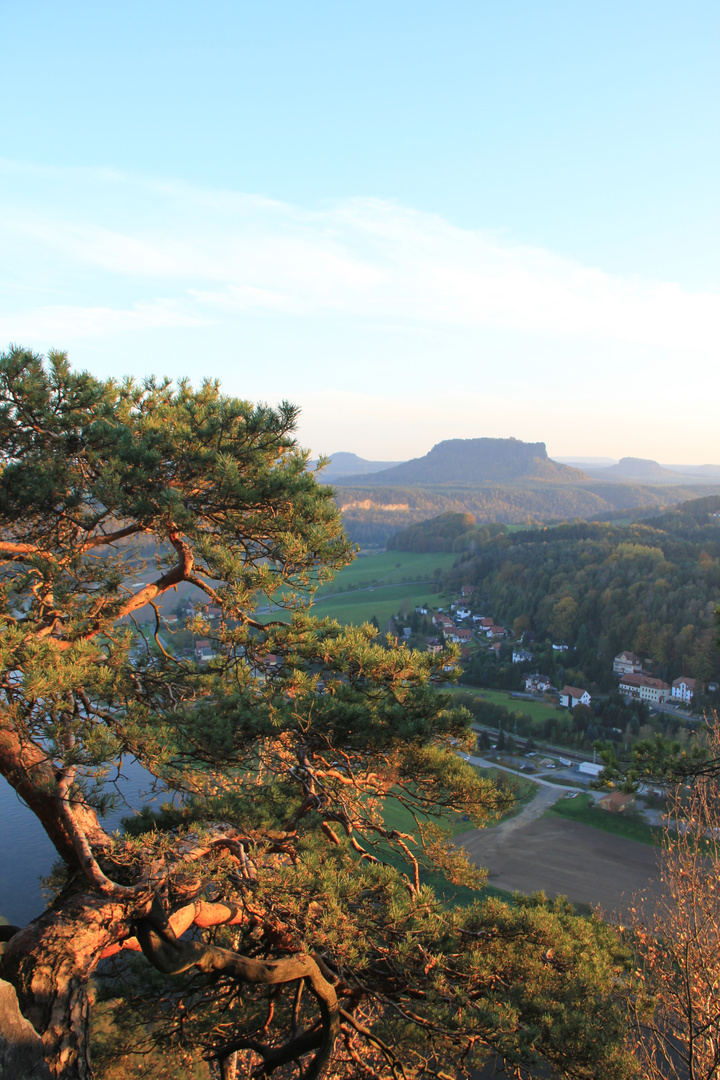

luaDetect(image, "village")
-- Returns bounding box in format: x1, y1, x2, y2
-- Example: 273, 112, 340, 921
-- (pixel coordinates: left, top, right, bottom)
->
389, 583, 711, 714
174, 579, 713, 720
160, 577, 712, 821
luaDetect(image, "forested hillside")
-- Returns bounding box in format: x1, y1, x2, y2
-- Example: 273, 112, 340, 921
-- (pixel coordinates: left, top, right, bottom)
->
386, 511, 507, 552
338, 481, 719, 546
442, 496, 720, 692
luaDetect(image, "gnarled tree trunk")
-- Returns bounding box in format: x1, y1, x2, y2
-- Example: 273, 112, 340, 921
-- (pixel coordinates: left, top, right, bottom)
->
0, 893, 132, 1080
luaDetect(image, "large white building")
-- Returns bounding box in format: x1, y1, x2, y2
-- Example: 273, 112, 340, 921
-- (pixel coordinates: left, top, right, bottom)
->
579, 761, 604, 778
619, 672, 670, 704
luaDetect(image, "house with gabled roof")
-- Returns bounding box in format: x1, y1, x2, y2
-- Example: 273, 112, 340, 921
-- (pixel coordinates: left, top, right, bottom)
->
194, 639, 214, 664
560, 686, 591, 708
613, 651, 643, 675
512, 648, 533, 664
598, 792, 635, 814
525, 673, 553, 694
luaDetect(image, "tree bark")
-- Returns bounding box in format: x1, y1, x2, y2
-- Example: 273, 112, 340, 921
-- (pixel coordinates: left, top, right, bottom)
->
0, 894, 131, 1080
0, 725, 110, 866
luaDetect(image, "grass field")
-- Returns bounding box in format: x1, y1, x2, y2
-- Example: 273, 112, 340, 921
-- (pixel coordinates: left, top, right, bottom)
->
449, 686, 569, 727
315, 550, 457, 594
310, 550, 457, 627
312, 583, 441, 628
546, 792, 661, 846
379, 788, 519, 906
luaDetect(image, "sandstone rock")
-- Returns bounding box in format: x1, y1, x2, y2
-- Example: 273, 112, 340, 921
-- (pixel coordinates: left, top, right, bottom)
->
0, 978, 51, 1080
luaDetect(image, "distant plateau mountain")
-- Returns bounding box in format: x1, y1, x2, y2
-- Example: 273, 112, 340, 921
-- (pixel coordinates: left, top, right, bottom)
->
581, 457, 720, 484
333, 437, 583, 486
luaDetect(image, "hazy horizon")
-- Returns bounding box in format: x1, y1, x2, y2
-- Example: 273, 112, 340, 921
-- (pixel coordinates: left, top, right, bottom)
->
317, 445, 720, 471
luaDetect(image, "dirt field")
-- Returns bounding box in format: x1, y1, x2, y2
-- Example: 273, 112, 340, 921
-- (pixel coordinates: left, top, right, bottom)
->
458, 790, 661, 918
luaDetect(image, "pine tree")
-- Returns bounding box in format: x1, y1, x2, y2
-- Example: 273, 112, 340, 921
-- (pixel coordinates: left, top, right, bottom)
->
0, 348, 637, 1080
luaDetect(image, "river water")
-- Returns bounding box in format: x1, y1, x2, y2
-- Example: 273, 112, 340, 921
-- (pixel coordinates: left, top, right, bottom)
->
0, 760, 168, 926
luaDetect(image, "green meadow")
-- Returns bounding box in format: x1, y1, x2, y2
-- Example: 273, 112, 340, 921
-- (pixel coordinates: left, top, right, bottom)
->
310, 550, 457, 627
315, 550, 457, 594
547, 792, 661, 846
448, 686, 569, 728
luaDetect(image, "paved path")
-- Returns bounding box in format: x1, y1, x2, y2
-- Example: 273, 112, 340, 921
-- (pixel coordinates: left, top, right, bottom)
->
461, 752, 591, 794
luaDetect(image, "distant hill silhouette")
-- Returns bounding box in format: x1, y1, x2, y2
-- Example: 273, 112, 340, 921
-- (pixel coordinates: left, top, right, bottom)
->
334, 438, 584, 486
664, 464, 720, 479
590, 457, 682, 481
310, 452, 402, 483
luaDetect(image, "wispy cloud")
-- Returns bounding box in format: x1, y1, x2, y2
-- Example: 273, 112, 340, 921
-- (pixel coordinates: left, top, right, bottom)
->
2, 164, 718, 353
1, 162, 718, 464
0, 300, 207, 343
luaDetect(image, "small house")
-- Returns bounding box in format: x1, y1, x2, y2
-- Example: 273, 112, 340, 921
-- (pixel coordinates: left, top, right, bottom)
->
613, 651, 643, 676
598, 792, 635, 814
560, 686, 591, 708
194, 639, 214, 664
512, 648, 533, 664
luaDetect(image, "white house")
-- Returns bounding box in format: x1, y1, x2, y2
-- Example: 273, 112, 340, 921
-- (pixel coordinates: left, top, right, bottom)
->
512, 648, 533, 664
672, 677, 697, 704
560, 685, 591, 708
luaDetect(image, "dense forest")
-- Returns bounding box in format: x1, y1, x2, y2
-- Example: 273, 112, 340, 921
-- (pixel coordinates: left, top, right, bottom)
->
387, 511, 506, 552
437, 496, 720, 693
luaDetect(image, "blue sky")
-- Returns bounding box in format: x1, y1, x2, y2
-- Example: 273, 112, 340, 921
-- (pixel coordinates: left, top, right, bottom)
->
2, 1, 718, 463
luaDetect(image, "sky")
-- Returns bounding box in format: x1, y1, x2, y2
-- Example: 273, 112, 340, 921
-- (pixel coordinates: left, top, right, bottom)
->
1, 1, 718, 464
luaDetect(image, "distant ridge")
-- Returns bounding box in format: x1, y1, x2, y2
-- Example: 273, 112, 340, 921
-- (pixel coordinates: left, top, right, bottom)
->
334, 437, 585, 486
311, 452, 402, 483
559, 457, 720, 485
663, 463, 720, 480
591, 457, 682, 481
